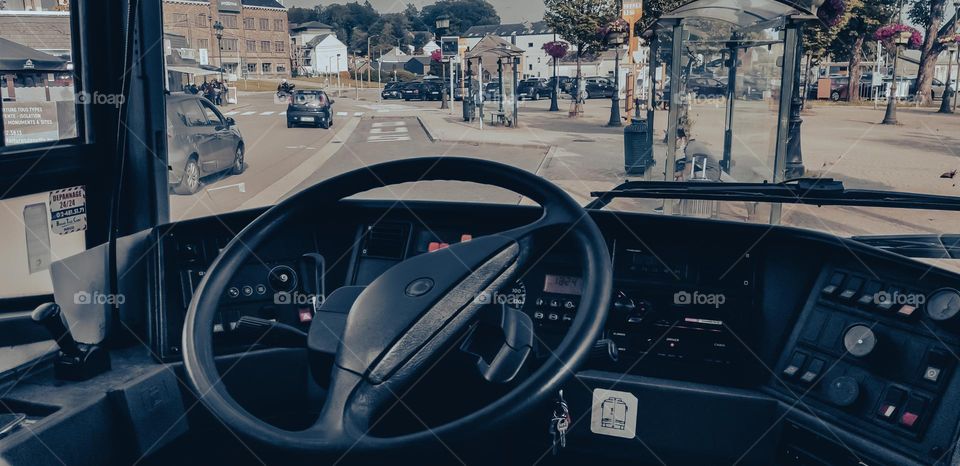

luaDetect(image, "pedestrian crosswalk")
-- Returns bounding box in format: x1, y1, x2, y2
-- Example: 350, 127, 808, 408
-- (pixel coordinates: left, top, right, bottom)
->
222, 109, 375, 120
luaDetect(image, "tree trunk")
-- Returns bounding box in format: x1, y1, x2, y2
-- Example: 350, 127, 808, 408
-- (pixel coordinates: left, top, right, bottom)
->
915, 0, 947, 106
574, 44, 584, 116
848, 36, 865, 103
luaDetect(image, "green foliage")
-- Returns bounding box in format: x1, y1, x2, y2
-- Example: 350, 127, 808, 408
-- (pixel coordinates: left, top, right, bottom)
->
543, 0, 618, 56
420, 0, 501, 35
637, 0, 687, 32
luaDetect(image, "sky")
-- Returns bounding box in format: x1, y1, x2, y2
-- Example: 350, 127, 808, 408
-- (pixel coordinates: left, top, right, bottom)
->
283, 0, 547, 24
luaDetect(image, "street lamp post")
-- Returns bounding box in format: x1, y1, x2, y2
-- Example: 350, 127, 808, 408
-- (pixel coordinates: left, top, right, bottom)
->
606, 28, 628, 127
336, 53, 342, 98
367, 34, 380, 88
213, 20, 224, 83
550, 33, 560, 112
882, 30, 912, 125
435, 15, 451, 110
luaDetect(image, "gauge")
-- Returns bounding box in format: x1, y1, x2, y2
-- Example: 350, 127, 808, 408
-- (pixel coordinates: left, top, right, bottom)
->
925, 288, 960, 322
500, 279, 527, 311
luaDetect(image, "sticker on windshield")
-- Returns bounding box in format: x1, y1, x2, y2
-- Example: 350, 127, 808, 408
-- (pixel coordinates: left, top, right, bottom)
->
590, 389, 638, 439
49, 186, 86, 235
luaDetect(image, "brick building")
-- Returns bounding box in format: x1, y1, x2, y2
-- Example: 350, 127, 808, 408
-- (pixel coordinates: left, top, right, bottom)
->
162, 0, 290, 80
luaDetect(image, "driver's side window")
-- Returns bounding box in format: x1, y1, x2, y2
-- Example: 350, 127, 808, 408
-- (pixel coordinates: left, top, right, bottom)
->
181, 101, 207, 127
199, 101, 223, 126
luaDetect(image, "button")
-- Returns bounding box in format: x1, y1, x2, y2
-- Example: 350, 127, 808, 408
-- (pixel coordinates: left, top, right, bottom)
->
921, 349, 951, 384
564, 300, 576, 310
460, 234, 473, 242
839, 277, 863, 300
242, 285, 254, 297
875, 288, 898, 312
858, 281, 883, 307
562, 314, 573, 322
549, 299, 560, 308
800, 358, 825, 384
782, 352, 807, 379
897, 304, 918, 318
427, 242, 449, 252
822, 272, 845, 296
548, 313, 559, 321
255, 284, 267, 295
877, 386, 907, 421
899, 395, 928, 429
533, 311, 545, 320
627, 315, 644, 324
923, 366, 942, 383
535, 297, 545, 307
227, 287, 240, 298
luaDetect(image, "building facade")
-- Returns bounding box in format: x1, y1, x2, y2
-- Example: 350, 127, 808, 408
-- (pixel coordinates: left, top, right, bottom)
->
162, 0, 290, 80
463, 22, 556, 79
290, 22, 347, 76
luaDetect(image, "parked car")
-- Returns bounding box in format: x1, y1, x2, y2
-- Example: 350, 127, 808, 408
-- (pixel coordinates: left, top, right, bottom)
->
402, 81, 444, 101
381, 81, 404, 100
574, 77, 617, 99
287, 89, 334, 129
454, 81, 479, 101
687, 76, 726, 98
167, 93, 244, 195
516, 78, 551, 100
484, 81, 502, 101
547, 76, 574, 94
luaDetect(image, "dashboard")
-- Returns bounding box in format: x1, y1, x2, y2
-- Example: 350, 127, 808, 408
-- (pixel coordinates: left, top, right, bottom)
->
147, 201, 960, 465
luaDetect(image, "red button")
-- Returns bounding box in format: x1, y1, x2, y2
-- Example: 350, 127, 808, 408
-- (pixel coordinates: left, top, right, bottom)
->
298, 308, 313, 322
428, 242, 441, 252
900, 411, 919, 427
460, 234, 473, 242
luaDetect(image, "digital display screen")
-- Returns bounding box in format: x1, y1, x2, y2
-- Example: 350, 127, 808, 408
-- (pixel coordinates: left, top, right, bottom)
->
544, 274, 582, 295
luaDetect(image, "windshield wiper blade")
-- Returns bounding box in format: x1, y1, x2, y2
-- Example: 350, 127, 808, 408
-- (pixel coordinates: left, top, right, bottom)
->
851, 235, 960, 259
588, 178, 960, 212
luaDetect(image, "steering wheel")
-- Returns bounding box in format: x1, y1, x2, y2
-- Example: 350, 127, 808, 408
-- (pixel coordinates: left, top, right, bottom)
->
182, 157, 612, 455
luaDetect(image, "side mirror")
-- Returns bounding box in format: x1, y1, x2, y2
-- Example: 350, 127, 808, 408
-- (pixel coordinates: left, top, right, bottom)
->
330, 99, 335, 105
225, 117, 236, 126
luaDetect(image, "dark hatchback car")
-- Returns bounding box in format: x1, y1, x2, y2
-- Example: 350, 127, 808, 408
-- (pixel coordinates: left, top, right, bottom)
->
517, 78, 551, 100
286, 90, 334, 128
569, 76, 617, 99
687, 76, 727, 98
547, 75, 574, 94
166, 93, 244, 195
402, 81, 443, 101
381, 81, 404, 100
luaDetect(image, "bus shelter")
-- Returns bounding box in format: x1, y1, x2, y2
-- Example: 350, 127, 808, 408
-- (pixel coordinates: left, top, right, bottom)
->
642, 0, 825, 197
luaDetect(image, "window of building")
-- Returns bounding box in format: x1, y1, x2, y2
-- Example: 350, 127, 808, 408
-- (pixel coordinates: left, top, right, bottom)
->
276, 64, 286, 73
247, 63, 257, 72
220, 15, 237, 28
529, 64, 533, 71
528, 42, 534, 48
274, 19, 284, 31
262, 63, 272, 73
221, 38, 238, 52
243, 17, 255, 30
260, 41, 271, 52
196, 14, 208, 27
260, 18, 270, 30
197, 38, 209, 50
246, 40, 257, 52
274, 41, 285, 53
168, 13, 188, 26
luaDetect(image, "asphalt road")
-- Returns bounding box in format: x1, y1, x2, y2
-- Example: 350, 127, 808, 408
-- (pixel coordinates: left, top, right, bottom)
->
168, 91, 550, 220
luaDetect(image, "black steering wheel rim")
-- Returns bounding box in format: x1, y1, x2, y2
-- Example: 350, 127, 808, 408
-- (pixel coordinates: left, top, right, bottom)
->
182, 157, 612, 454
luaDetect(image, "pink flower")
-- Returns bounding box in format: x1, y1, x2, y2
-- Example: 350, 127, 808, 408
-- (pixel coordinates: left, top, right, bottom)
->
874, 24, 924, 49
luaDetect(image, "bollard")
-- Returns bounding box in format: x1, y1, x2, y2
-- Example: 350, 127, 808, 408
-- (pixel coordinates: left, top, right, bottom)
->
624, 118, 653, 176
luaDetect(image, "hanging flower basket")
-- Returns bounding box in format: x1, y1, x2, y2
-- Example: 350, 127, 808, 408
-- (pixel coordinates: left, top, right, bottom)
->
597, 18, 630, 40
816, 0, 846, 27
430, 49, 442, 62
874, 24, 923, 49
542, 40, 570, 59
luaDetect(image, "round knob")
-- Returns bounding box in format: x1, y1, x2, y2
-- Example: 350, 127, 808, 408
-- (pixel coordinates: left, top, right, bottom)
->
268, 265, 298, 293
826, 376, 860, 407
843, 324, 877, 358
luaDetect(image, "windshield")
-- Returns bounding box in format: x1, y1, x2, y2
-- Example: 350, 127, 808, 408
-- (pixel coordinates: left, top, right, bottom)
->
152, 0, 960, 241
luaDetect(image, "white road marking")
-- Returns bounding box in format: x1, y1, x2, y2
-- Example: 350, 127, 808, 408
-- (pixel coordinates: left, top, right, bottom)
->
279, 112, 286, 115
354, 112, 364, 116
206, 182, 246, 194
240, 111, 256, 116
367, 120, 410, 143
224, 111, 239, 116
259, 111, 275, 116
336, 112, 348, 116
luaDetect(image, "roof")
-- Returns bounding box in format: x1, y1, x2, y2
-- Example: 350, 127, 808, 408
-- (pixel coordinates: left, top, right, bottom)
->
0, 36, 68, 70
0, 13, 72, 52
407, 56, 433, 65
240, 0, 285, 9
291, 21, 333, 32
305, 34, 339, 48
463, 21, 553, 38
465, 34, 524, 59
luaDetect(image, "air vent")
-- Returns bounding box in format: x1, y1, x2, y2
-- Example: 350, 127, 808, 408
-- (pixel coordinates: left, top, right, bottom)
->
361, 223, 409, 260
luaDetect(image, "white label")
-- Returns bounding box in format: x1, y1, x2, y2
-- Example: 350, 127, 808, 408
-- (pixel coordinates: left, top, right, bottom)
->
48, 186, 86, 235
590, 389, 638, 439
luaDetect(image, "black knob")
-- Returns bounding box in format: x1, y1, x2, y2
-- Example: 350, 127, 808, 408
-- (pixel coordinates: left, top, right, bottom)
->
825, 376, 860, 407
843, 324, 877, 358
31, 303, 81, 357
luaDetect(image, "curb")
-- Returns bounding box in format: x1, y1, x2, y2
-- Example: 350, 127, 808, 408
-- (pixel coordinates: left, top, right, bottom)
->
417, 116, 440, 143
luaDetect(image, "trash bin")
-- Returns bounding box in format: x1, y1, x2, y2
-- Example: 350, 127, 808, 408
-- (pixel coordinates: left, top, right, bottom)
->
463, 93, 476, 122
624, 118, 653, 176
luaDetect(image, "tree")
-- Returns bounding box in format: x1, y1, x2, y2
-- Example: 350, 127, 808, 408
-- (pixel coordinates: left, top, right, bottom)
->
544, 0, 618, 94
637, 0, 686, 32
287, 7, 319, 25
827, 0, 898, 102
909, 0, 959, 105
319, 1, 380, 50
404, 3, 427, 31
420, 0, 500, 35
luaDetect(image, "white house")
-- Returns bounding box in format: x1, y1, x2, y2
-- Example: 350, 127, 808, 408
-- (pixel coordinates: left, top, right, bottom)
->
290, 21, 348, 75
463, 21, 557, 79
422, 40, 440, 56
